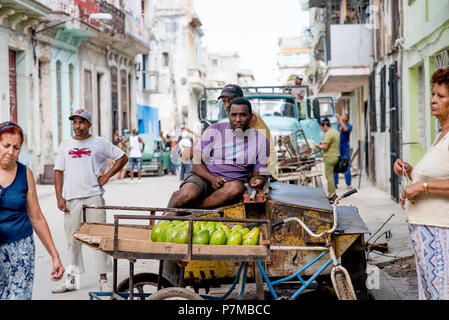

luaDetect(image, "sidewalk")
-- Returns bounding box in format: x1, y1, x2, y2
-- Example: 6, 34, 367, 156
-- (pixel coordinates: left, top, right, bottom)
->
336, 173, 413, 265
334, 172, 417, 300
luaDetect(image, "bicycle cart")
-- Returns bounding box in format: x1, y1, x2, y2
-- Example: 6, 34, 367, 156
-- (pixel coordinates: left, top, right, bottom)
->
74, 182, 369, 300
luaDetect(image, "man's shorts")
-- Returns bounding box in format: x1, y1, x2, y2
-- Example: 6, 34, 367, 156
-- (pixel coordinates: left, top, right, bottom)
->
129, 157, 142, 171
180, 172, 214, 198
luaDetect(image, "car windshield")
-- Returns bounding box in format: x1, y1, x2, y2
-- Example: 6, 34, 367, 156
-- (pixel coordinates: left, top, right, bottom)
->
247, 98, 297, 118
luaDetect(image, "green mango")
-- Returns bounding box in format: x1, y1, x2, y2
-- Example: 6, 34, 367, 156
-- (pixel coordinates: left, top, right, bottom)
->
172, 220, 183, 226
221, 225, 230, 232
151, 221, 170, 242
157, 222, 175, 242
165, 225, 182, 243
209, 229, 227, 245
242, 227, 260, 245
230, 225, 243, 233
206, 221, 217, 234
240, 228, 250, 237
224, 229, 231, 239
192, 229, 210, 245
193, 223, 201, 234
174, 228, 189, 244
227, 231, 243, 245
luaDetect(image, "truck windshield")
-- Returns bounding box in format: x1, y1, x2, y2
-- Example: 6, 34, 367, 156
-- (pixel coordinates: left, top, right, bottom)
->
247, 98, 297, 118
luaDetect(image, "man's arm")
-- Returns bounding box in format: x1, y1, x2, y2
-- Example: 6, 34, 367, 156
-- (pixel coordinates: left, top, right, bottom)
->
139, 137, 145, 152
99, 154, 128, 187
336, 114, 349, 132
315, 142, 329, 151
192, 150, 227, 190
54, 170, 69, 212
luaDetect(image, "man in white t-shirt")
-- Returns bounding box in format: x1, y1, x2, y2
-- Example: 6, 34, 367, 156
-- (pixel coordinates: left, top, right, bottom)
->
122, 129, 145, 183
52, 109, 128, 293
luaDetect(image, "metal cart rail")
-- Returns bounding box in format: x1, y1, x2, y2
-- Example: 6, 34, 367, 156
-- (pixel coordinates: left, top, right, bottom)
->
75, 205, 271, 300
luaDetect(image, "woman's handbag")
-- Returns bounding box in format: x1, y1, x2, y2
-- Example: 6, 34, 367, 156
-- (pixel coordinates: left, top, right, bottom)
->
334, 157, 349, 173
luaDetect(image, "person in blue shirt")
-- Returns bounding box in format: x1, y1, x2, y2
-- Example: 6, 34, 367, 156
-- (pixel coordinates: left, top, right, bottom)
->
334, 113, 353, 189
0, 121, 64, 300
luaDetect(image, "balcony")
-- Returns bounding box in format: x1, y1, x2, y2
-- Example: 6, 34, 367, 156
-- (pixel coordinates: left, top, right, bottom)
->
124, 12, 152, 50
0, 0, 51, 33
320, 24, 372, 93
188, 68, 205, 92
143, 71, 159, 93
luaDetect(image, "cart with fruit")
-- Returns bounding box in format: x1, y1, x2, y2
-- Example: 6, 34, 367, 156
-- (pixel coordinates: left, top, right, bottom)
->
75, 182, 370, 300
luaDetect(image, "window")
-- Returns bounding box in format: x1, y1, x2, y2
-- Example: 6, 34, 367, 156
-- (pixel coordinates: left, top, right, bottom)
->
417, 65, 426, 146
69, 64, 74, 106
212, 58, 218, 67
84, 69, 93, 115
380, 66, 386, 132
142, 54, 147, 89
369, 71, 377, 132
163, 52, 169, 67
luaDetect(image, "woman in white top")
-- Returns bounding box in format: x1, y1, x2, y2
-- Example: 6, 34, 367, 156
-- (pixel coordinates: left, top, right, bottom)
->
393, 67, 449, 300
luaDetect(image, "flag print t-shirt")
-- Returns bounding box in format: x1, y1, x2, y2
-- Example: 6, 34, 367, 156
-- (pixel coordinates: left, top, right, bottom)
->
54, 135, 124, 200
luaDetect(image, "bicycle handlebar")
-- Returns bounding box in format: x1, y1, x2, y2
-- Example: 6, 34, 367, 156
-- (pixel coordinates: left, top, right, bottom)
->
271, 188, 358, 238
341, 188, 358, 199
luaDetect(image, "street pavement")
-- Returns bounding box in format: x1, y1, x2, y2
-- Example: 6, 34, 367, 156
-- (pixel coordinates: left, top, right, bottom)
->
31, 171, 417, 300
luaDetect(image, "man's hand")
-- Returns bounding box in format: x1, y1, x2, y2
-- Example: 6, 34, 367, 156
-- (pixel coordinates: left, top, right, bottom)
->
212, 176, 227, 190
98, 175, 110, 187
57, 197, 69, 213
163, 211, 180, 217
250, 176, 266, 191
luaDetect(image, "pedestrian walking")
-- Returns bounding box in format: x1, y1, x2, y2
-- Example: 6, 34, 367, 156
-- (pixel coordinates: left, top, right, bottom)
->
52, 109, 127, 293
169, 136, 181, 175
393, 67, 449, 300
179, 129, 193, 181
315, 118, 340, 197
0, 121, 64, 300
334, 113, 353, 189
122, 129, 145, 183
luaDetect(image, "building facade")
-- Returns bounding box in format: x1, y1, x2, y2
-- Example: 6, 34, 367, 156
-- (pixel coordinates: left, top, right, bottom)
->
309, 0, 372, 183
1, 0, 152, 180
401, 0, 449, 165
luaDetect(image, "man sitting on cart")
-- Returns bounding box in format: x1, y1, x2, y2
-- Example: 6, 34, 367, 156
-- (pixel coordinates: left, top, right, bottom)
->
164, 98, 269, 215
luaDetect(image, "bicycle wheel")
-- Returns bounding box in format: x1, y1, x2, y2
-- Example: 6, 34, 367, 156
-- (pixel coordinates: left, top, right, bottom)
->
331, 266, 357, 300
117, 272, 173, 300
147, 287, 203, 300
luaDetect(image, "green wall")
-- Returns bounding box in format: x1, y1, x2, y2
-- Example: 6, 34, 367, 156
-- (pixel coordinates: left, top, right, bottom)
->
403, 0, 449, 165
